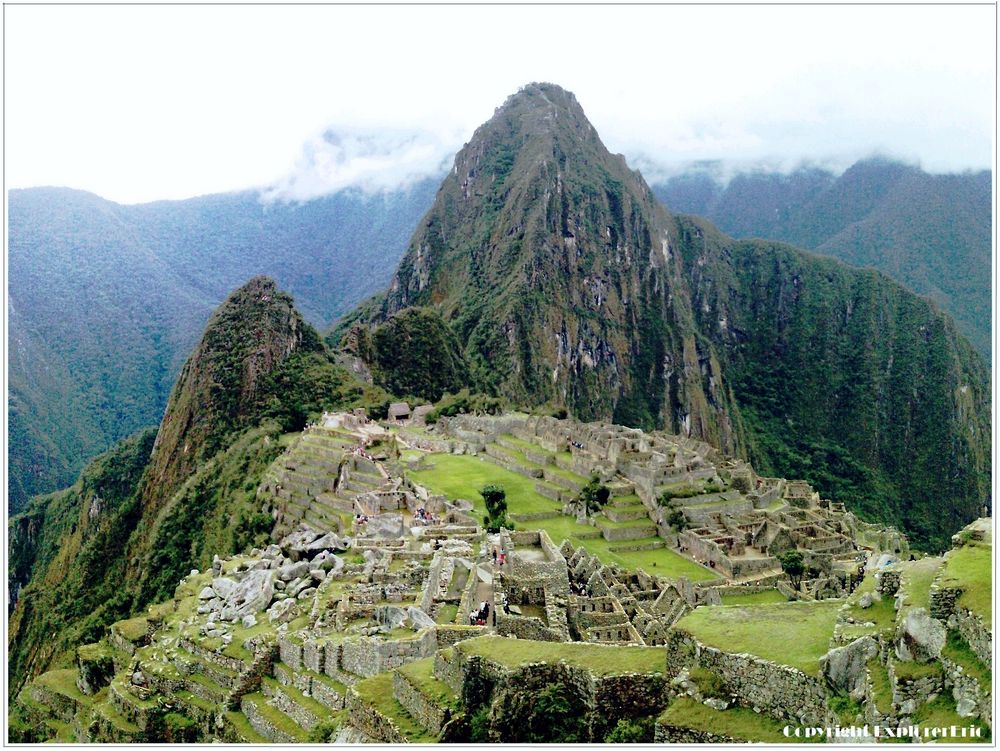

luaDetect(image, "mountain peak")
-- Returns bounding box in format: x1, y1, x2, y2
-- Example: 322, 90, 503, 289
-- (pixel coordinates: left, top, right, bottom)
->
141, 276, 322, 511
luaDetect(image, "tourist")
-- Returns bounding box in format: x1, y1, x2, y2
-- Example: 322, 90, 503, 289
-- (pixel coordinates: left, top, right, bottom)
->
491, 548, 498, 565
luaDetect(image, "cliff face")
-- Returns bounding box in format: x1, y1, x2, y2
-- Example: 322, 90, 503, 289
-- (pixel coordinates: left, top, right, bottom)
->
365, 83, 990, 549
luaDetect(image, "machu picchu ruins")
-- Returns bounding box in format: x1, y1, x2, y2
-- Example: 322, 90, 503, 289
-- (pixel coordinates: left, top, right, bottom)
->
10, 411, 992, 743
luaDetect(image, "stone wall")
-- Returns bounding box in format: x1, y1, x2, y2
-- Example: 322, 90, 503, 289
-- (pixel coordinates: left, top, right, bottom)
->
941, 656, 992, 729
339, 628, 437, 677
393, 671, 451, 735
954, 608, 992, 669
344, 689, 408, 744
666, 631, 831, 725
654, 724, 738, 743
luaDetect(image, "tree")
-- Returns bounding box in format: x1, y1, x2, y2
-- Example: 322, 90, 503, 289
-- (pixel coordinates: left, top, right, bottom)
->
481, 484, 513, 532
575, 475, 610, 516
777, 549, 805, 589
666, 503, 688, 532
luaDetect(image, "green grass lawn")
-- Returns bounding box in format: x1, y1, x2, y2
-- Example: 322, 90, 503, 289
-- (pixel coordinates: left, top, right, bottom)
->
658, 696, 821, 743
867, 659, 892, 715
898, 557, 944, 614
718, 589, 790, 606
940, 541, 991, 627
911, 695, 991, 744
456, 635, 665, 676
408, 453, 558, 516
675, 600, 842, 675
409, 453, 719, 581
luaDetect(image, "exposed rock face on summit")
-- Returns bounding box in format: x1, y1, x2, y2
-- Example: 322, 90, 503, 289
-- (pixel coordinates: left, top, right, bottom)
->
363, 83, 989, 550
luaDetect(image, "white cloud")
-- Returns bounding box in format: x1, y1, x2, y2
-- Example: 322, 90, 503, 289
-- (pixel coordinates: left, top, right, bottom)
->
260, 125, 460, 202
4, 5, 994, 203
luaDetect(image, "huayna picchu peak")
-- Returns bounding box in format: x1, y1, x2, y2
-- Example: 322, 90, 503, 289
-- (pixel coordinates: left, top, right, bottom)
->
352, 83, 990, 552
8, 83, 992, 745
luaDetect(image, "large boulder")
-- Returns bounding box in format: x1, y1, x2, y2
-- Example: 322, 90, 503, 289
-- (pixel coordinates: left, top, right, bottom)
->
267, 597, 299, 625
374, 605, 408, 632
406, 606, 436, 630
279, 526, 323, 559
896, 608, 946, 662
226, 569, 275, 618
278, 560, 311, 582
210, 577, 238, 600
366, 513, 405, 539
820, 636, 879, 699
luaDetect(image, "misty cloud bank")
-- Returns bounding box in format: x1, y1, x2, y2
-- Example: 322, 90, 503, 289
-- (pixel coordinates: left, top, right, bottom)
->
260, 126, 461, 203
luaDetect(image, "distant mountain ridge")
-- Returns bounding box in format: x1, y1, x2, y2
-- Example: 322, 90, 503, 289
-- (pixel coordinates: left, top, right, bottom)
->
652, 159, 992, 357
8, 182, 436, 510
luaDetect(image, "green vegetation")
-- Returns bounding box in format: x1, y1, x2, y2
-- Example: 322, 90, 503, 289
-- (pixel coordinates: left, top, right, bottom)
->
718, 589, 789, 606
941, 630, 991, 687
575, 475, 611, 514
496, 681, 585, 742
867, 659, 893, 715
939, 541, 992, 626
675, 600, 842, 675
480, 484, 514, 532
456, 635, 664, 676
9, 279, 401, 697
659, 696, 820, 743
352, 672, 436, 743
893, 659, 942, 681
398, 658, 460, 711
409, 452, 718, 580
368, 307, 470, 402
654, 159, 991, 358
911, 694, 991, 744
604, 717, 655, 743
777, 550, 805, 589
425, 389, 504, 424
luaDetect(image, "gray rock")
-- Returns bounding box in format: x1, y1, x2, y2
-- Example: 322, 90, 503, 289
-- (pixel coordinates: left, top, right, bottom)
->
131, 671, 146, 686
310, 569, 326, 583
704, 698, 729, 711
301, 532, 340, 554
896, 608, 946, 662
406, 606, 436, 630
821, 636, 879, 698
198, 587, 217, 600
859, 593, 873, 609
374, 605, 408, 632
189, 569, 199, 577
263, 544, 282, 559
211, 577, 238, 600
287, 577, 311, 598
366, 513, 405, 539
268, 597, 299, 625
296, 587, 317, 600
278, 561, 311, 582
956, 695, 977, 717
274, 580, 286, 591
241, 614, 257, 629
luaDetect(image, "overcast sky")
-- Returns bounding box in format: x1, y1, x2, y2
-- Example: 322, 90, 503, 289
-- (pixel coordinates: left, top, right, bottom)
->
5, 5, 995, 204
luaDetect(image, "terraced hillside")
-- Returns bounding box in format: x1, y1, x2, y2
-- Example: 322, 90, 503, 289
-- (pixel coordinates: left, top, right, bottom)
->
10, 411, 990, 743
